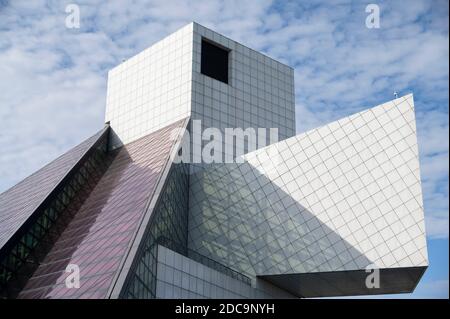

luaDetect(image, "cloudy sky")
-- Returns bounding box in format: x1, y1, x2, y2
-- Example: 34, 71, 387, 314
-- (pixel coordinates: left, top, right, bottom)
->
0, 0, 448, 298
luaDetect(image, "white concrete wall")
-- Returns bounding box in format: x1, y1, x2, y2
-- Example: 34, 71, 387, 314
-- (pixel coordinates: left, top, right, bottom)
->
105, 23, 194, 148
189, 94, 428, 277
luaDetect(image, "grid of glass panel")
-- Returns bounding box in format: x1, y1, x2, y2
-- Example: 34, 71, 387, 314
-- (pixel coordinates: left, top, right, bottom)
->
0, 129, 106, 251
157, 236, 251, 285
15, 120, 184, 298
0, 128, 110, 298
120, 162, 190, 299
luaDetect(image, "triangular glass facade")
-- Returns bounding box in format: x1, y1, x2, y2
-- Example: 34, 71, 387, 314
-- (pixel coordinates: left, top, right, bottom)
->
0, 119, 188, 298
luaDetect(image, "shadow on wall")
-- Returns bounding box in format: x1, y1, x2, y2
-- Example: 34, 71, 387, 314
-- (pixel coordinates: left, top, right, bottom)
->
187, 161, 372, 274
187, 161, 426, 297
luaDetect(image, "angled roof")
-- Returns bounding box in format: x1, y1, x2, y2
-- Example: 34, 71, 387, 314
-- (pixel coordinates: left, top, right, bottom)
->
0, 127, 109, 251
14, 119, 187, 298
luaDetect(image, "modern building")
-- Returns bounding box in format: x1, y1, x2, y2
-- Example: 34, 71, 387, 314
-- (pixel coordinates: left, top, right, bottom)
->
0, 22, 428, 299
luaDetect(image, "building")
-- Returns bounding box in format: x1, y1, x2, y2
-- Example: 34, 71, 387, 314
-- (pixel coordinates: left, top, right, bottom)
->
0, 22, 428, 299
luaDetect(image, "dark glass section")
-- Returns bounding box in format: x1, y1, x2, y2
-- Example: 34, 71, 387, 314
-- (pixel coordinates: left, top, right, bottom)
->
0, 127, 111, 298
120, 162, 190, 299
201, 39, 229, 84
15, 120, 185, 299
120, 160, 251, 299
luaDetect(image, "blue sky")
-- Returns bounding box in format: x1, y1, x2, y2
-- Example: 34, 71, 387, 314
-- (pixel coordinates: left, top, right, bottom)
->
0, 0, 448, 298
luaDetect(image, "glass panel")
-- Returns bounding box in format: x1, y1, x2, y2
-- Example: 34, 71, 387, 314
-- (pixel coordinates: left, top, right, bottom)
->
13, 120, 185, 299
120, 161, 190, 299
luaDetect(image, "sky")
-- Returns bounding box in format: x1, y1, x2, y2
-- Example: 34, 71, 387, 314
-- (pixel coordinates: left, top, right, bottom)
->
0, 0, 448, 298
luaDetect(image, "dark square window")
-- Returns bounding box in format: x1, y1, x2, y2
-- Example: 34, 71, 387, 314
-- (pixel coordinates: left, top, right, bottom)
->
201, 39, 229, 84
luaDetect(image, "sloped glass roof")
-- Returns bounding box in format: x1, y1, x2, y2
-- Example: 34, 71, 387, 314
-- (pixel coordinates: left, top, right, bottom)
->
0, 127, 108, 251
1, 119, 186, 298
